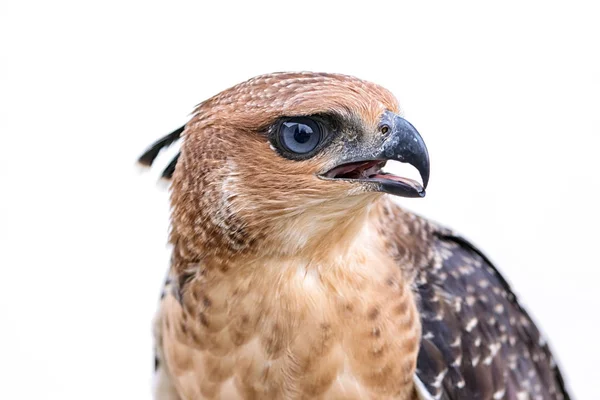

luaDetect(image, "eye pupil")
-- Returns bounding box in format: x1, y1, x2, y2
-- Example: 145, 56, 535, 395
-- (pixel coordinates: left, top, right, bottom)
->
279, 118, 322, 154
293, 124, 313, 144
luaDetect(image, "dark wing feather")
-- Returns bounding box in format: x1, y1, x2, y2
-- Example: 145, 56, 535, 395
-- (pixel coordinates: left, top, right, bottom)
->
414, 232, 570, 400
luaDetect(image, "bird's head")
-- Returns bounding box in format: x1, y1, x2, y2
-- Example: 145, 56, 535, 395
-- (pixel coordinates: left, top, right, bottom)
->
140, 72, 430, 258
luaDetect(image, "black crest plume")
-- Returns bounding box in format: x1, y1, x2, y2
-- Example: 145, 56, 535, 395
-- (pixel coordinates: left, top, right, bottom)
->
138, 125, 184, 179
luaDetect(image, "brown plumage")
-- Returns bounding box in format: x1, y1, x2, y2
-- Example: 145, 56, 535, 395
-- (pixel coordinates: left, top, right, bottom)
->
140, 72, 570, 399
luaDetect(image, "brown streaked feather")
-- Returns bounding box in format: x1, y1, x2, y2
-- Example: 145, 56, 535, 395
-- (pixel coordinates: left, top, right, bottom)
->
157, 232, 423, 399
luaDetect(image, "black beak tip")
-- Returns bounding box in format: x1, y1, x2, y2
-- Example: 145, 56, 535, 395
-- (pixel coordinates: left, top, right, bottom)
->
418, 146, 430, 190
377, 179, 427, 198
421, 168, 430, 190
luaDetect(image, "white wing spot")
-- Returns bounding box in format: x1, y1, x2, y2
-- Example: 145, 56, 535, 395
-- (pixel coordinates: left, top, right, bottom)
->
465, 318, 478, 332
490, 342, 501, 357
432, 369, 448, 388
452, 355, 462, 367
423, 331, 435, 340
454, 300, 462, 312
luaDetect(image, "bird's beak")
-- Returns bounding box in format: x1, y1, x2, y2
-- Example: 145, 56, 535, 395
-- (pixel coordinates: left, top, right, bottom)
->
321, 111, 430, 198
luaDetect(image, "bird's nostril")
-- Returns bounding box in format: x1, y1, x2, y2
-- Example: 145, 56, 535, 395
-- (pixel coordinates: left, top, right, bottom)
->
380, 125, 390, 135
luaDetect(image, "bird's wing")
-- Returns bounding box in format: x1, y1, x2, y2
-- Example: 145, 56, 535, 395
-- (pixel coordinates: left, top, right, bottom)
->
413, 230, 570, 400
153, 273, 184, 400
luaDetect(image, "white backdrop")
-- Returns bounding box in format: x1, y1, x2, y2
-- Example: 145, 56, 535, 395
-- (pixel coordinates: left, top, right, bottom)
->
1, 1, 598, 399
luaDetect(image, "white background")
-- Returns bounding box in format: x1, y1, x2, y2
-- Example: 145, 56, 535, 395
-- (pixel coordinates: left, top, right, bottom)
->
1, 1, 598, 399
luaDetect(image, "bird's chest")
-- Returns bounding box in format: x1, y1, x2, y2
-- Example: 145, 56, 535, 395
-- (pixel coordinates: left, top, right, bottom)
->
162, 254, 421, 399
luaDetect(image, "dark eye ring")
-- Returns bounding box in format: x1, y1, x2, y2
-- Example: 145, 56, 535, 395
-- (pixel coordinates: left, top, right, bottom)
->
278, 117, 323, 154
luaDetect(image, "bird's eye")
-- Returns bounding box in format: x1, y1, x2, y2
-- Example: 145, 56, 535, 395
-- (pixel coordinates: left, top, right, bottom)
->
279, 118, 322, 154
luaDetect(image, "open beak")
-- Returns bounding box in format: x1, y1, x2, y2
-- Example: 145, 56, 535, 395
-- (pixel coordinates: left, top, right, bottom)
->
320, 112, 430, 198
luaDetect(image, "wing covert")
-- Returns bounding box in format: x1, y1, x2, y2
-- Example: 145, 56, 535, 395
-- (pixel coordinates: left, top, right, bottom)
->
413, 232, 570, 400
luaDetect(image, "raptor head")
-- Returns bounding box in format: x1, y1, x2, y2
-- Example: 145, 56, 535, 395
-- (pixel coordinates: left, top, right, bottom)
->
140, 72, 430, 257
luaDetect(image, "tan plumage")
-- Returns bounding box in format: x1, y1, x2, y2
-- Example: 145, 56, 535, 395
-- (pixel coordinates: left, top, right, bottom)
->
141, 72, 569, 400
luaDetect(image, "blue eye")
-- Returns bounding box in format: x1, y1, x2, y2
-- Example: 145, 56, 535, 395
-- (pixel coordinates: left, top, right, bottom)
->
279, 118, 322, 154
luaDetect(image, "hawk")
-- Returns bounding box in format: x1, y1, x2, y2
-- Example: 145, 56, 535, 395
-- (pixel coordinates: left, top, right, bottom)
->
139, 72, 570, 400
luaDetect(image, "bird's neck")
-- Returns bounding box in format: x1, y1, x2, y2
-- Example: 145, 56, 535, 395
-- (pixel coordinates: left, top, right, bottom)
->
171, 190, 385, 261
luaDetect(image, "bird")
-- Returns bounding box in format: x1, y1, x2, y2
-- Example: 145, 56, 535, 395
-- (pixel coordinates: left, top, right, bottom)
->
139, 72, 570, 400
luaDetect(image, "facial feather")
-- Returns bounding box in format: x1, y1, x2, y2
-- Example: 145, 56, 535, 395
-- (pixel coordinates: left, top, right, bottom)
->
169, 72, 402, 261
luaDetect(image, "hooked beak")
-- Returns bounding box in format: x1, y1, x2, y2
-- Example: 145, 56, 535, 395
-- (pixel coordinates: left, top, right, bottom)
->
320, 111, 430, 198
